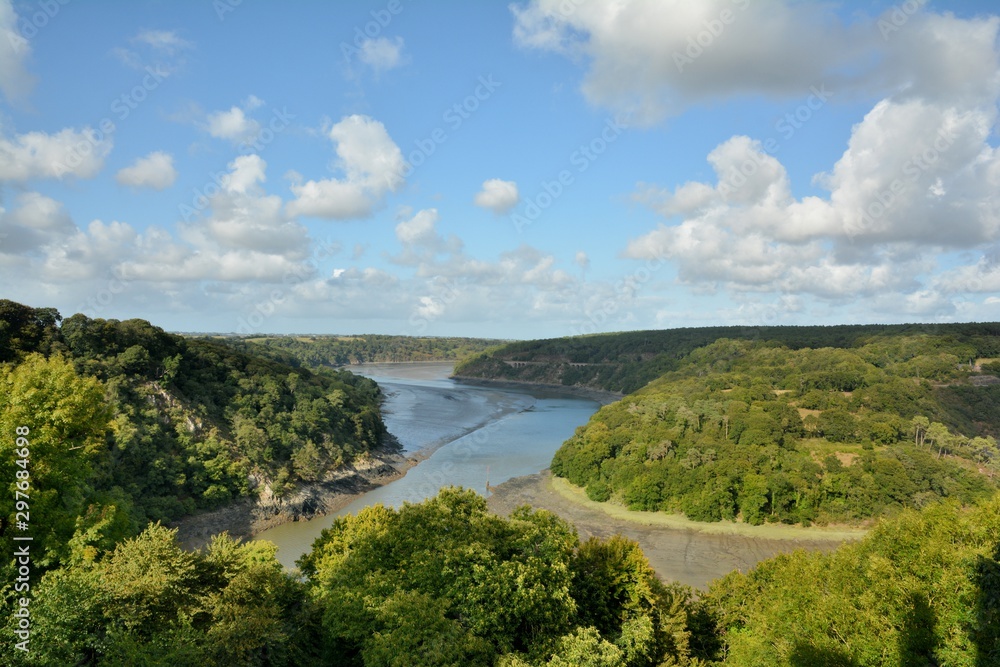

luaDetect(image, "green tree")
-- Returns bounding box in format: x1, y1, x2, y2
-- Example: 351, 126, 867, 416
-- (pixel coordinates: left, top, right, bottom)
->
0, 354, 110, 582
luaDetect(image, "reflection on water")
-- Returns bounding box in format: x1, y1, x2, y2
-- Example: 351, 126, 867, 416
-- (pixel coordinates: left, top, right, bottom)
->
256, 362, 600, 569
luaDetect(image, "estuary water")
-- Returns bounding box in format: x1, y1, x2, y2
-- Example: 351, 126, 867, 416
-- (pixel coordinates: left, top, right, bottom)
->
256, 362, 601, 569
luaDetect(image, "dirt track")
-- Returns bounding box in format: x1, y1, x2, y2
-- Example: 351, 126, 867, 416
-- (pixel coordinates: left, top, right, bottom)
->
487, 471, 862, 591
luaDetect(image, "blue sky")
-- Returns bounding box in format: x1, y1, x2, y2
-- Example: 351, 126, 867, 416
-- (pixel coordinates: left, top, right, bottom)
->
2, 0, 1000, 338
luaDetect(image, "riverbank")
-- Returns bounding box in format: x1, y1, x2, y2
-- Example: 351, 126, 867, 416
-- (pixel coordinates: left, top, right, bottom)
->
451, 374, 623, 406
487, 471, 866, 590
171, 445, 413, 551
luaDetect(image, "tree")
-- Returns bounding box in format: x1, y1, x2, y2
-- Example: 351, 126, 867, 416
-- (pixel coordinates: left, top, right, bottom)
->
0, 354, 110, 582
912, 416, 930, 448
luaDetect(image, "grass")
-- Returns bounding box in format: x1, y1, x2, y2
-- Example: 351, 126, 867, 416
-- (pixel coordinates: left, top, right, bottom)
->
549, 476, 868, 542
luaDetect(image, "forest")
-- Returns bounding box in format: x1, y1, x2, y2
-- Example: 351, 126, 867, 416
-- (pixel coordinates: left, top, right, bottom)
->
0, 299, 387, 527
454, 322, 1000, 394
242, 334, 505, 368
552, 336, 1000, 525
1, 487, 996, 665
2, 299, 999, 664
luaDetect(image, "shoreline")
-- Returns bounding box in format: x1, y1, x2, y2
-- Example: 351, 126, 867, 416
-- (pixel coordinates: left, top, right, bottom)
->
487, 471, 866, 590
546, 474, 869, 541
173, 365, 615, 553
171, 443, 416, 551
173, 376, 538, 551
451, 374, 624, 406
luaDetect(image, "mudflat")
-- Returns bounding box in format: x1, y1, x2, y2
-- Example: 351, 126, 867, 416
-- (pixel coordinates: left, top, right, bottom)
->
487, 470, 866, 591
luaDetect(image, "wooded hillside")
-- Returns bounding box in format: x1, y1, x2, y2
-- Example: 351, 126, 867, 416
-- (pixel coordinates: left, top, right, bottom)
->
552, 336, 1000, 525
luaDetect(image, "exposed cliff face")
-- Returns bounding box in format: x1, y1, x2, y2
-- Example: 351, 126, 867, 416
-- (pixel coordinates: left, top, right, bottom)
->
171, 447, 412, 550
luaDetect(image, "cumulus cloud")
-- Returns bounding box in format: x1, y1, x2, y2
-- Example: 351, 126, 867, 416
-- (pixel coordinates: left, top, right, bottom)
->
357, 36, 407, 75
512, 0, 873, 123
627, 110, 1000, 311
286, 114, 405, 219
11, 154, 315, 290
0, 127, 112, 180
614, 7, 1000, 316
116, 151, 177, 190
0, 192, 75, 254
207, 105, 261, 143
474, 178, 520, 214
0, 0, 34, 102
511, 1, 1000, 124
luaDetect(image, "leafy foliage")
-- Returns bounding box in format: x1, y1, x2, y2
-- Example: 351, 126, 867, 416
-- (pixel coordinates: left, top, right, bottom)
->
456, 322, 1000, 394
697, 496, 1000, 666
243, 334, 506, 367
552, 338, 999, 525
0, 302, 387, 525
300, 487, 700, 666
0, 524, 322, 666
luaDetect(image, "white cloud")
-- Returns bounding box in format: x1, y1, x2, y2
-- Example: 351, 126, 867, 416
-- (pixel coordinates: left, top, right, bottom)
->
512, 0, 871, 123
357, 36, 407, 74
116, 151, 177, 190
286, 115, 405, 219
623, 14, 1000, 312
474, 178, 520, 214
132, 29, 194, 55
511, 1, 1000, 125
0, 127, 112, 181
9, 154, 315, 289
396, 208, 440, 246
207, 105, 261, 143
0, 0, 34, 102
0, 192, 75, 254
114, 28, 193, 73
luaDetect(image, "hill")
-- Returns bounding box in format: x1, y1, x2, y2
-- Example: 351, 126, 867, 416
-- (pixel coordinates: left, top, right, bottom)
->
453, 323, 1000, 394
551, 335, 1000, 526
241, 333, 506, 368
0, 299, 388, 526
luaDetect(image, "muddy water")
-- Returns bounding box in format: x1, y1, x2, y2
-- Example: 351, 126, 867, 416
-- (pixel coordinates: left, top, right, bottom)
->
256, 362, 857, 589
255, 362, 601, 569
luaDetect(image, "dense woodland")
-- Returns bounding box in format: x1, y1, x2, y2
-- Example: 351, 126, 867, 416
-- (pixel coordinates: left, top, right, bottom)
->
243, 334, 505, 368
3, 299, 1000, 664
1, 487, 997, 665
455, 323, 1000, 394
553, 336, 1000, 525
0, 299, 386, 527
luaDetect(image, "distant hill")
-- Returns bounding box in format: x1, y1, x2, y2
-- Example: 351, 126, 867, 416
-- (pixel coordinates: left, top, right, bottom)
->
241, 333, 507, 368
453, 323, 1000, 394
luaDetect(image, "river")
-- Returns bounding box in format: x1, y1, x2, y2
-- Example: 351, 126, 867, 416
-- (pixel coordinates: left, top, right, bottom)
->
256, 362, 856, 589
256, 362, 602, 569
